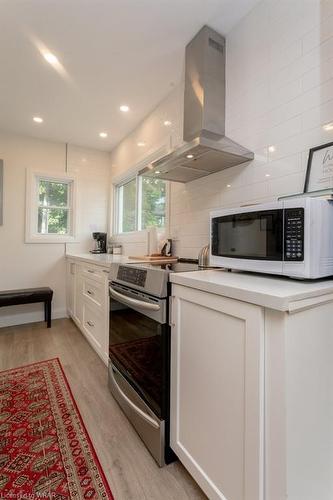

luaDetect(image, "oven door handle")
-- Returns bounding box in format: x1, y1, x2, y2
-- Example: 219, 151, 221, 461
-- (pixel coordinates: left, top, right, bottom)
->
109, 365, 160, 429
109, 286, 160, 311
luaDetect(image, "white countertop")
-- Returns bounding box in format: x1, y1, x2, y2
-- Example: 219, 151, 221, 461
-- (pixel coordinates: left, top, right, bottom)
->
170, 269, 333, 312
65, 252, 145, 267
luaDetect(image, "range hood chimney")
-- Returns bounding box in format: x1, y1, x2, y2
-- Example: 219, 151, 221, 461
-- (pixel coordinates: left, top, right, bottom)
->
139, 25, 254, 183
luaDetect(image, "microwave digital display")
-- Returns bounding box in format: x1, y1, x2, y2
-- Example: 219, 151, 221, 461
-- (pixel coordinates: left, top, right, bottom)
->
212, 209, 284, 260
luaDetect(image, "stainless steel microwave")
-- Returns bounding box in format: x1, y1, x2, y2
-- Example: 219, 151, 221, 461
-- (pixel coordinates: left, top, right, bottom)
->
210, 198, 333, 279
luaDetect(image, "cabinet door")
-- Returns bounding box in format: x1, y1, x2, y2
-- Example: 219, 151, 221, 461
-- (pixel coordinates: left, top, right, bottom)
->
170, 285, 264, 500
82, 301, 105, 352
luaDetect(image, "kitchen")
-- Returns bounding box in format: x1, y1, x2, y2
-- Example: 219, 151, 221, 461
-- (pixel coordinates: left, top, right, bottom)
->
1, 0, 333, 499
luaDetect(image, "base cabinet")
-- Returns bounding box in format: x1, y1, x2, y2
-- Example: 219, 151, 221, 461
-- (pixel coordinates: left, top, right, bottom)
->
170, 284, 264, 500
171, 282, 333, 500
66, 259, 109, 365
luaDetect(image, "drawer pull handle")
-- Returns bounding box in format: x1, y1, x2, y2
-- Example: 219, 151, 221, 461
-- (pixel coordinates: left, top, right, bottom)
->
109, 287, 160, 311
87, 290, 94, 295
87, 269, 95, 274
87, 320, 94, 327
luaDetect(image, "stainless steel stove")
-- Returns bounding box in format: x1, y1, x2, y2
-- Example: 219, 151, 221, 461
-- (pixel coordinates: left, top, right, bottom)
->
108, 259, 202, 466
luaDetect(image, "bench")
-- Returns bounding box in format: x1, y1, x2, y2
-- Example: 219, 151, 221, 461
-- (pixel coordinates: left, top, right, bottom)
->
0, 287, 53, 328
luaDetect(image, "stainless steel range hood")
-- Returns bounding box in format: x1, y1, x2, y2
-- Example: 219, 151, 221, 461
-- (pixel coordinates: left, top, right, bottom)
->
139, 26, 254, 183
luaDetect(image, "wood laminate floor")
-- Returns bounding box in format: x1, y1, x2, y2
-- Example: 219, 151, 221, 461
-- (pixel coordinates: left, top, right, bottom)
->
0, 318, 207, 500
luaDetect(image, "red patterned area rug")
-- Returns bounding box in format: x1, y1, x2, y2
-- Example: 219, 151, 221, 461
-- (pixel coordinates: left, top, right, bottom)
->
0, 358, 113, 499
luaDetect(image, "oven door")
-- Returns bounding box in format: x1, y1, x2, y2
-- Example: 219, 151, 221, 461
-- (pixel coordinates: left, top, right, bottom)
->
109, 282, 168, 419
212, 209, 284, 261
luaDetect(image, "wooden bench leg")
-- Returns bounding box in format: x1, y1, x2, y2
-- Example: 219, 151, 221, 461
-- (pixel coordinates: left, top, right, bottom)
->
44, 300, 52, 328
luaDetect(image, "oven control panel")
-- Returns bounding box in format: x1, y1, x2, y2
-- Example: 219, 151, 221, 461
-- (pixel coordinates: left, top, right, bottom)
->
117, 266, 147, 287
284, 208, 304, 261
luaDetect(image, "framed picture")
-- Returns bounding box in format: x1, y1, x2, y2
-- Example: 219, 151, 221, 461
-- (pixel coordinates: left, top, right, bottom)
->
304, 141, 333, 192
0, 160, 3, 225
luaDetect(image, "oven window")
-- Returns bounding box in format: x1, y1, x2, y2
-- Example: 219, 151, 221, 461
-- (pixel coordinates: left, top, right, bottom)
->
212, 209, 283, 260
109, 303, 167, 418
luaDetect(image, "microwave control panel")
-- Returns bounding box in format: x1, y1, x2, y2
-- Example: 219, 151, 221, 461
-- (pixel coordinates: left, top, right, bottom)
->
284, 208, 304, 261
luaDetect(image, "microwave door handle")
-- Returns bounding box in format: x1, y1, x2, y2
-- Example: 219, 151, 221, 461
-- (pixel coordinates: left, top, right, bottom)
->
110, 365, 160, 429
109, 286, 160, 311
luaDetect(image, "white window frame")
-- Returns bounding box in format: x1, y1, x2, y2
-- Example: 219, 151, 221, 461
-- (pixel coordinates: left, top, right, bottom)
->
111, 142, 171, 236
114, 174, 169, 234
25, 169, 78, 243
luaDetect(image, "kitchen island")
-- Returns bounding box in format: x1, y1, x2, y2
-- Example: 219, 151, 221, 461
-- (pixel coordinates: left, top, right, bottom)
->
170, 269, 333, 500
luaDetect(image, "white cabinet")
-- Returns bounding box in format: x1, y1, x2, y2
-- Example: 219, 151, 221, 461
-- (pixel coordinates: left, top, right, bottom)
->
66, 259, 109, 365
171, 275, 333, 500
170, 284, 264, 500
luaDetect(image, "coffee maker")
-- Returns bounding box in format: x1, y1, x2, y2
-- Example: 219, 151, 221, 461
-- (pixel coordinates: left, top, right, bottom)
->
90, 232, 107, 254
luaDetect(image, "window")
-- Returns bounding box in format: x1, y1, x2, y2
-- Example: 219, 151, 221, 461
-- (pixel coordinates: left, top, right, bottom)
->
26, 170, 77, 243
38, 179, 71, 235
116, 175, 167, 233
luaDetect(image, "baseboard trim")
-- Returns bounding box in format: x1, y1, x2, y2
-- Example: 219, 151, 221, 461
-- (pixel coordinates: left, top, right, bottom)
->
0, 307, 68, 328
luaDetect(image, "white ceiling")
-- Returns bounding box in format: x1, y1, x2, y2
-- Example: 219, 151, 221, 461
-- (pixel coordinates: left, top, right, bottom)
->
0, 0, 259, 152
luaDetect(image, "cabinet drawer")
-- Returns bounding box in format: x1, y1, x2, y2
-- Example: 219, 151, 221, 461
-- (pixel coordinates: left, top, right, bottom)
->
82, 277, 105, 307
82, 302, 105, 350
80, 264, 108, 284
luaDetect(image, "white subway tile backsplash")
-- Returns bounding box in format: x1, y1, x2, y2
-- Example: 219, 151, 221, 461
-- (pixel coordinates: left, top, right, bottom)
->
269, 78, 303, 109
301, 98, 333, 131
268, 115, 302, 144
267, 172, 305, 198
301, 58, 333, 92
302, 14, 333, 54
270, 40, 303, 73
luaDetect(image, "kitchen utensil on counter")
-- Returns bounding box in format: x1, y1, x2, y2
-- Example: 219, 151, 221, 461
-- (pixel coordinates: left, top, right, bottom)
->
128, 255, 178, 262
198, 244, 210, 267
160, 239, 173, 257
112, 244, 122, 255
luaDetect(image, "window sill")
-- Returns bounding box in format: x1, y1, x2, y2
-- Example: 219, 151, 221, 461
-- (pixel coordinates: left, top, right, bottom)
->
25, 234, 79, 244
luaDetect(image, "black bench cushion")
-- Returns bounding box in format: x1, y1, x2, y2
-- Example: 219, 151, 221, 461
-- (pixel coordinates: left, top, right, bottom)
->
0, 287, 53, 307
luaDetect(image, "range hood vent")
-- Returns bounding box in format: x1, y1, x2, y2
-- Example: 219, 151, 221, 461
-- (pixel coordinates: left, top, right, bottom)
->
139, 26, 253, 183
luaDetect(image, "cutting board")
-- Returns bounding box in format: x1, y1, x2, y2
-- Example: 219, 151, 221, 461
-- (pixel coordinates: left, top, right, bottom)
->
129, 255, 178, 261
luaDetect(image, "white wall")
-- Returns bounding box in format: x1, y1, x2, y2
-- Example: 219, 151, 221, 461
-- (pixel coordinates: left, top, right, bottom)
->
110, 0, 333, 258
109, 85, 183, 182
0, 131, 109, 327
66, 144, 110, 253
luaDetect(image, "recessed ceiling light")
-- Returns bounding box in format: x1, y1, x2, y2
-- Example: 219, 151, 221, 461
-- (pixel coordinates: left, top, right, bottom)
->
137, 141, 146, 147
227, 184, 231, 188
186, 154, 194, 159
268, 145, 276, 153
164, 120, 172, 127
323, 122, 333, 131
155, 170, 161, 174
99, 132, 108, 138
43, 52, 59, 65
33, 116, 43, 123
120, 105, 130, 112
265, 173, 271, 177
